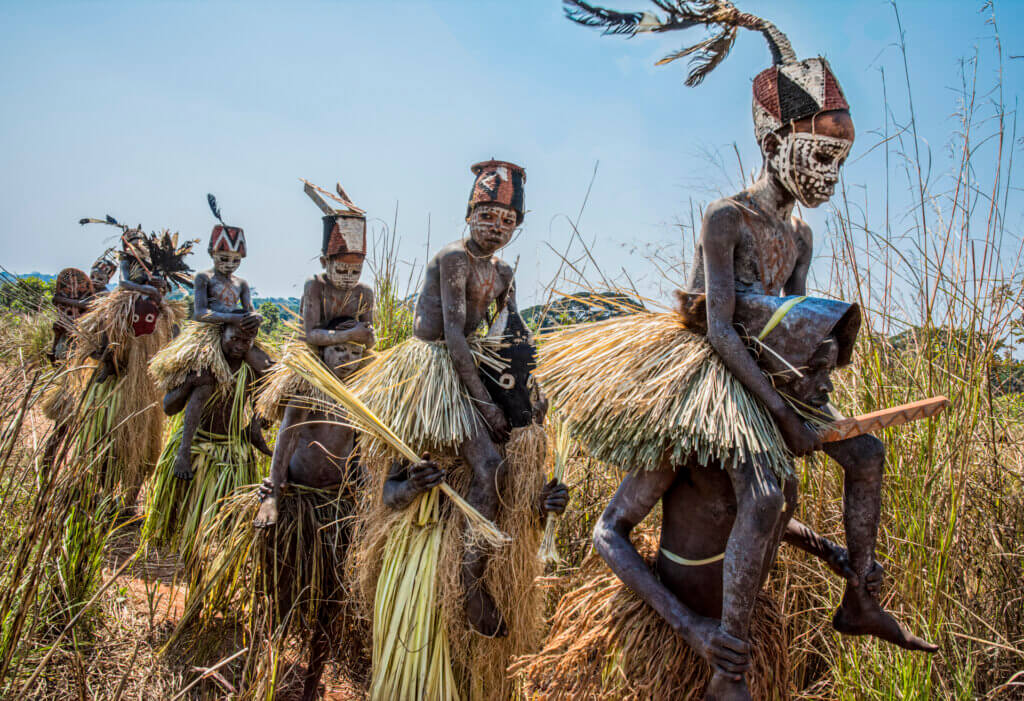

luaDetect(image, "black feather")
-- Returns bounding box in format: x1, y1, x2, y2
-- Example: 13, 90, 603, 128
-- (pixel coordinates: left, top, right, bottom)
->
140, 230, 197, 291
106, 215, 118, 225
563, 0, 644, 35
207, 193, 226, 226
79, 218, 90, 226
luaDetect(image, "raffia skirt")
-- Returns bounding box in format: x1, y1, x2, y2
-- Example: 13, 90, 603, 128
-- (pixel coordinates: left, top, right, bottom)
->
510, 534, 790, 700
537, 312, 794, 479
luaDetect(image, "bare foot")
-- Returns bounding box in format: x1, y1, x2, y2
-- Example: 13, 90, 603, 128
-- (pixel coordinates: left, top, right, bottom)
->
253, 496, 278, 528
833, 589, 938, 653
172, 452, 193, 481
704, 671, 752, 701
464, 584, 507, 638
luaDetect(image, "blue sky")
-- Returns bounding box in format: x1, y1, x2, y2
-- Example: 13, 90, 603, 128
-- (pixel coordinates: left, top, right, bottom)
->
1, 1, 1020, 306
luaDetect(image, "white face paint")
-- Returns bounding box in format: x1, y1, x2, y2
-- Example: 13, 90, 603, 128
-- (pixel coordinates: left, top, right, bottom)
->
468, 204, 517, 254
325, 257, 363, 288
212, 251, 242, 276
768, 132, 852, 208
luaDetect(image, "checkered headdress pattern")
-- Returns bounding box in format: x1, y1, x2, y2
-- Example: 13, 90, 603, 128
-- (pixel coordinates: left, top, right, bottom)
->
302, 179, 367, 260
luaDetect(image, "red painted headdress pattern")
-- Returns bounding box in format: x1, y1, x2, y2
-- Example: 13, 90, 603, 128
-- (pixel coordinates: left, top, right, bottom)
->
302, 179, 367, 260
207, 194, 246, 257
467, 160, 526, 223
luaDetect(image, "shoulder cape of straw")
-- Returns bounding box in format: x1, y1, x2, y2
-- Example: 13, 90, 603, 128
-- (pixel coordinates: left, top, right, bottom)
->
256, 340, 344, 423
171, 482, 370, 688
348, 335, 504, 459
509, 531, 790, 700
537, 311, 793, 478
148, 321, 234, 392
66, 288, 185, 504
350, 423, 549, 700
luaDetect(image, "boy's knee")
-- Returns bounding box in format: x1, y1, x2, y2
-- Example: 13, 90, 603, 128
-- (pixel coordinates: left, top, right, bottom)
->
743, 486, 786, 531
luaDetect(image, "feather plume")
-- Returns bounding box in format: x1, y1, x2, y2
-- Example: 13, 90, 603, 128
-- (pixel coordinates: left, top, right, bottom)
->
563, 0, 646, 35
79, 216, 124, 229
207, 193, 226, 227
142, 230, 197, 290
564, 0, 796, 84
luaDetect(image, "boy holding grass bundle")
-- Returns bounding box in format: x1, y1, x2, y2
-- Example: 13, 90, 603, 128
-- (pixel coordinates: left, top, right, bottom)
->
536, 2, 936, 698
348, 160, 567, 699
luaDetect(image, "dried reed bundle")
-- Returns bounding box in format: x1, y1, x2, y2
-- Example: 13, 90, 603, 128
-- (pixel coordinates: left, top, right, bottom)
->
510, 533, 790, 700
537, 311, 793, 478
283, 345, 508, 547
539, 418, 572, 565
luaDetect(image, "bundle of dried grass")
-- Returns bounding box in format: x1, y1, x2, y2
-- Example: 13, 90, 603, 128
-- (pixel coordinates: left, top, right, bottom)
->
509, 532, 790, 700
255, 340, 339, 423
347, 336, 504, 458
351, 424, 549, 700
66, 288, 185, 502
148, 321, 232, 392
537, 312, 792, 478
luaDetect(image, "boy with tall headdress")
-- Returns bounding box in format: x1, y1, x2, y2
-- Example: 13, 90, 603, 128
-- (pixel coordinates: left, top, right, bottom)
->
347, 160, 567, 699
144, 197, 272, 564
529, 2, 936, 698
68, 217, 192, 507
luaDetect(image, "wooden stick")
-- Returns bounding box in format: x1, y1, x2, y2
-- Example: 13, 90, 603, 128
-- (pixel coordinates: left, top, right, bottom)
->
819, 396, 950, 443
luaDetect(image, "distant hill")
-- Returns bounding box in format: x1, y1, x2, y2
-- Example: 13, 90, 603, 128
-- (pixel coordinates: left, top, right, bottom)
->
521, 291, 644, 329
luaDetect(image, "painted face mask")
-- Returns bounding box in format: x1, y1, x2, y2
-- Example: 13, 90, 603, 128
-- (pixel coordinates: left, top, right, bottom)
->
326, 258, 363, 288
769, 131, 851, 208
468, 205, 517, 252
212, 251, 242, 276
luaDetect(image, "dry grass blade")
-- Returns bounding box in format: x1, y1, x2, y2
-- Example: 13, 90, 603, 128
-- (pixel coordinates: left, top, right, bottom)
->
283, 348, 510, 548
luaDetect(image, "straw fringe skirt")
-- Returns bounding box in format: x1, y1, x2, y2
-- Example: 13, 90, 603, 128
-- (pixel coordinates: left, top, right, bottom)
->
510, 535, 790, 700
537, 312, 792, 479
348, 336, 497, 457
176, 483, 369, 682
255, 340, 340, 424
65, 289, 184, 502
149, 321, 234, 392
351, 423, 549, 700
141, 417, 266, 566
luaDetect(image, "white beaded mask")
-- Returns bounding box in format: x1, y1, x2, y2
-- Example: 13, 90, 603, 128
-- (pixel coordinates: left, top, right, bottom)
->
769, 131, 851, 208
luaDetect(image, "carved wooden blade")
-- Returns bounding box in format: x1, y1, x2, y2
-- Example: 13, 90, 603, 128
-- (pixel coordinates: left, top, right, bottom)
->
820, 396, 950, 443
302, 180, 336, 216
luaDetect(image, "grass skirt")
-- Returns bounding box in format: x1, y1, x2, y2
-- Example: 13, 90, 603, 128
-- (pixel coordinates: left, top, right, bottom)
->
537, 312, 792, 478
141, 417, 266, 566
255, 340, 341, 424
510, 534, 790, 700
149, 321, 234, 392
348, 336, 501, 457
351, 423, 549, 700
64, 289, 184, 502
175, 482, 369, 691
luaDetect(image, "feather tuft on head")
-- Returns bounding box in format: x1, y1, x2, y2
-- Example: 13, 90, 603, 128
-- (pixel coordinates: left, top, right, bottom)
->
207, 193, 226, 226
563, 0, 796, 84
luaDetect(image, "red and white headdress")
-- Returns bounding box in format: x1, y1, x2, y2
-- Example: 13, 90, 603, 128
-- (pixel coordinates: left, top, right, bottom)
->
207, 194, 246, 256
302, 179, 367, 261
466, 160, 527, 224
564, 1, 850, 142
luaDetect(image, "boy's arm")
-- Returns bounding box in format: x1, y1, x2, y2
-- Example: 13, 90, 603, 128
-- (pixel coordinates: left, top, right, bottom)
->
438, 251, 508, 439
783, 219, 813, 296
784, 517, 883, 593
52, 294, 88, 310
382, 458, 444, 511
701, 203, 819, 456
